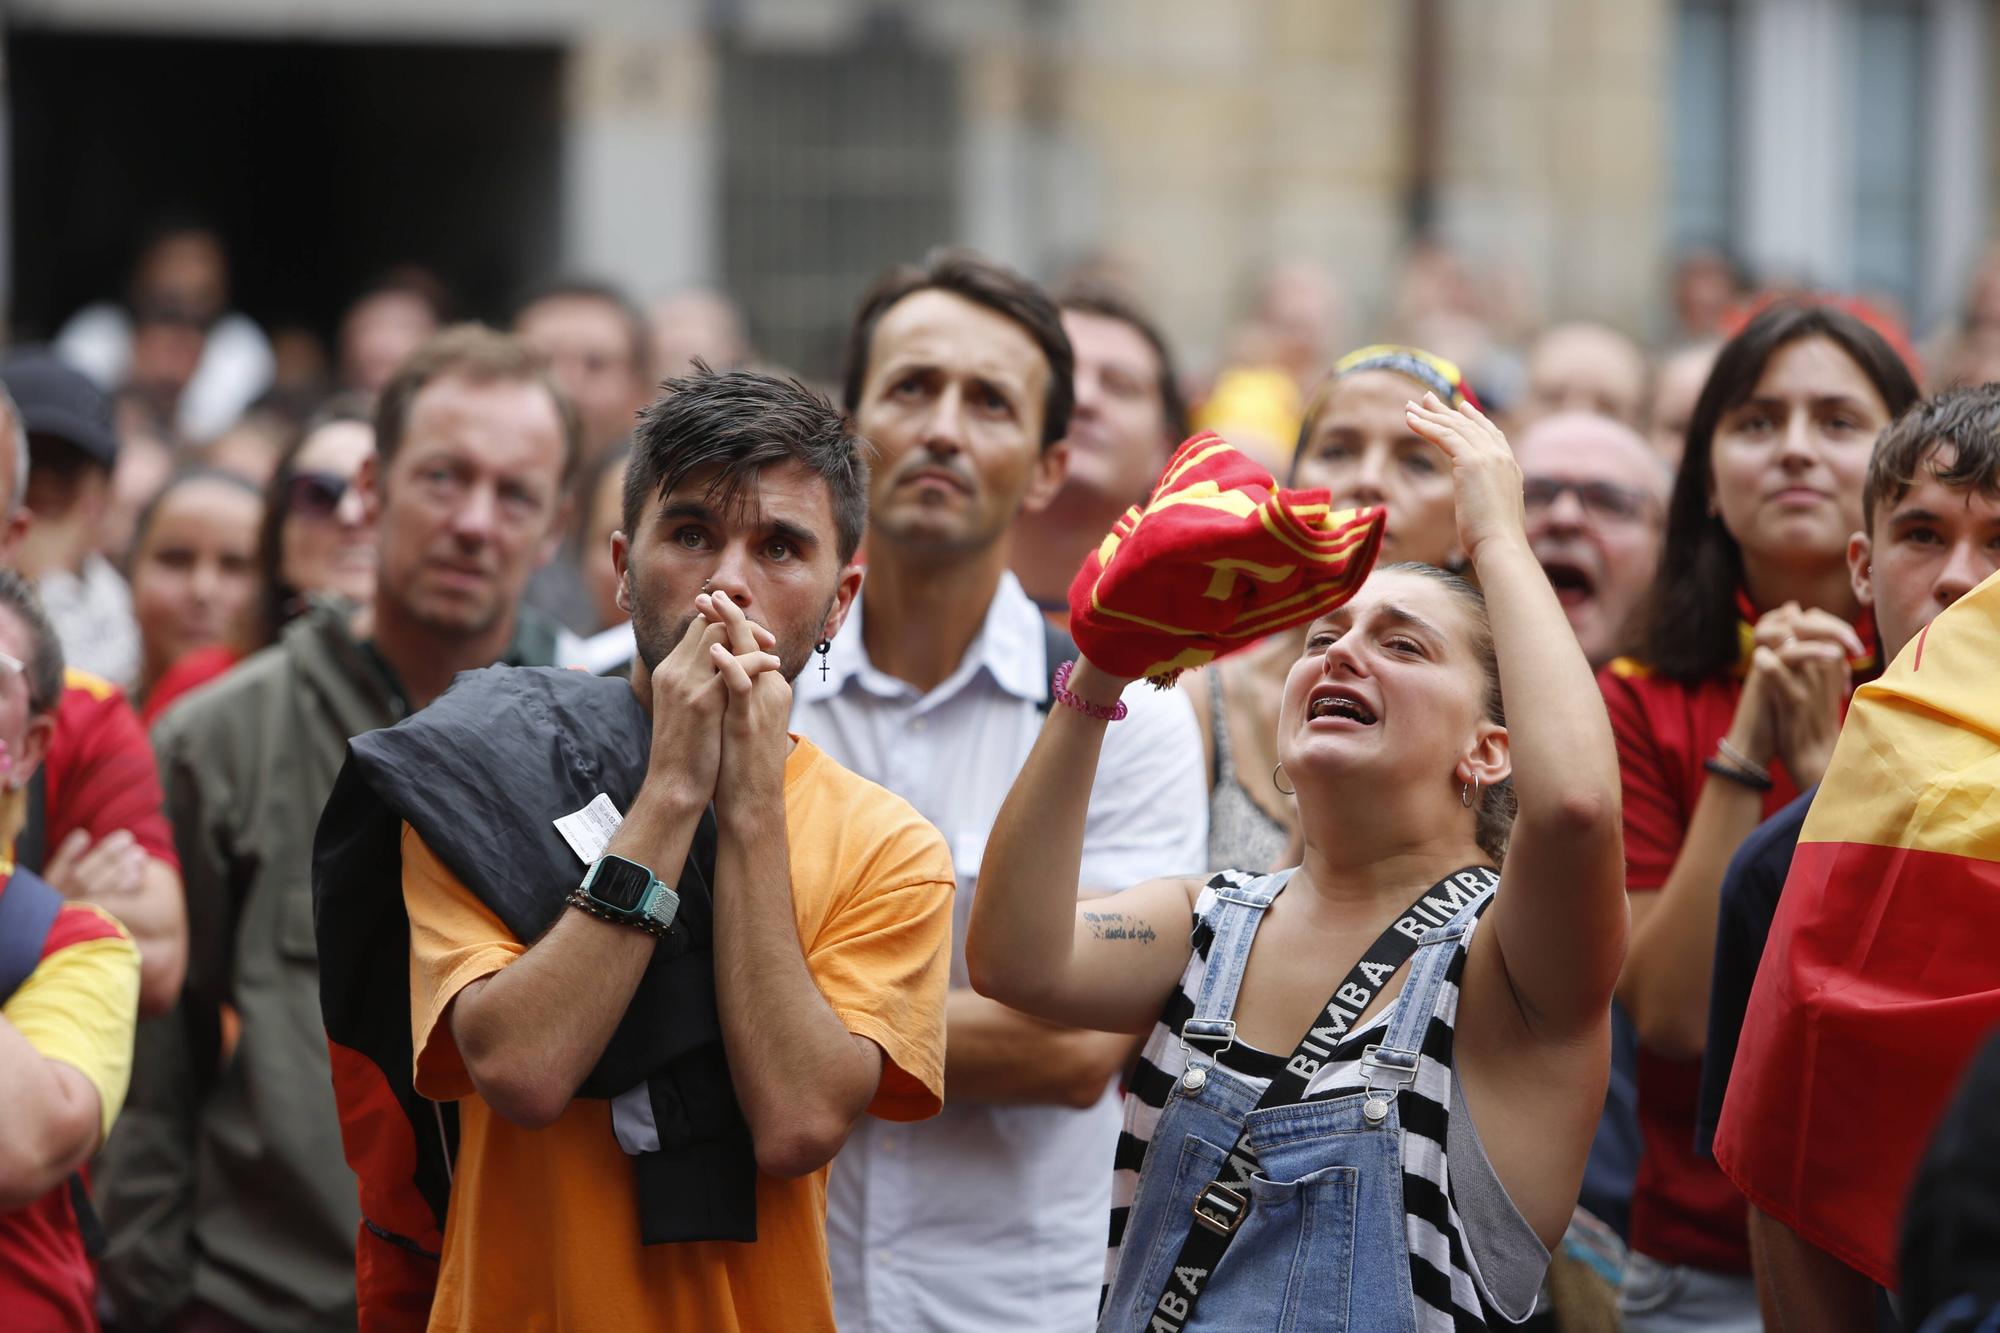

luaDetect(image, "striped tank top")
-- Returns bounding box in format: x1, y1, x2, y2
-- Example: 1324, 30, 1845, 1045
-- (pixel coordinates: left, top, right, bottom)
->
1106, 869, 1548, 1331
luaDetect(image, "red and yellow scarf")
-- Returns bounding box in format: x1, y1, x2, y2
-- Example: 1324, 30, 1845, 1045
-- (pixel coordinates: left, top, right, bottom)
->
1068, 432, 1386, 685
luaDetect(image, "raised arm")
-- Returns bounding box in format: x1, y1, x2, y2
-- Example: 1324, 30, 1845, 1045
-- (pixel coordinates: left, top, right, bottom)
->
967, 663, 1197, 1034
1406, 394, 1627, 1036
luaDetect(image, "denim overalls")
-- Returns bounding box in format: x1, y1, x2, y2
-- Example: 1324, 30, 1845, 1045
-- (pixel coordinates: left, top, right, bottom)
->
1100, 869, 1494, 1333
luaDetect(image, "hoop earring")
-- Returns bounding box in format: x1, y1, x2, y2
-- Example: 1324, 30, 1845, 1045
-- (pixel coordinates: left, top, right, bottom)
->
1460, 777, 1480, 808
1272, 763, 1295, 796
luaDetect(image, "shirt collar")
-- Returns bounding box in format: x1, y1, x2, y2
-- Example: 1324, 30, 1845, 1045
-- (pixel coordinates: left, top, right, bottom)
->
795, 571, 1048, 706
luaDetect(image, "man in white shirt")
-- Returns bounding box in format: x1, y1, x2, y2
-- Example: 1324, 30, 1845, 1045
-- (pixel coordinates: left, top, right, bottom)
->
792, 250, 1208, 1331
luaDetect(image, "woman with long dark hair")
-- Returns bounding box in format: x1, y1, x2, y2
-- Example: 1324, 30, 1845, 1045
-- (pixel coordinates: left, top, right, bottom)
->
1602, 301, 1919, 1330
969, 394, 1625, 1330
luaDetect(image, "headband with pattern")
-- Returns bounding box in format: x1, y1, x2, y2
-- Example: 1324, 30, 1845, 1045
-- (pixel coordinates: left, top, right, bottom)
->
1313, 343, 1480, 417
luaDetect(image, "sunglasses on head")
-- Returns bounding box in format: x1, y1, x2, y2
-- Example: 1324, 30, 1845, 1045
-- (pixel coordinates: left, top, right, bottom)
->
288, 471, 351, 518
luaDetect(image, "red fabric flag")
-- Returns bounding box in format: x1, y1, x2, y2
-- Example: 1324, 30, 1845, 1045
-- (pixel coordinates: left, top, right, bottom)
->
1713, 569, 2000, 1289
1068, 432, 1386, 685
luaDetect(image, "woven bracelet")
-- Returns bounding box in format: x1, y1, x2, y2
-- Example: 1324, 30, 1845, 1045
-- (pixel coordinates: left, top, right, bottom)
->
1703, 756, 1773, 792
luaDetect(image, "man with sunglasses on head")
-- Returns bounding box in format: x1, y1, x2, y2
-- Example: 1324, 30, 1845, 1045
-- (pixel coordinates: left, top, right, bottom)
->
1516, 411, 1672, 670
95, 326, 581, 1333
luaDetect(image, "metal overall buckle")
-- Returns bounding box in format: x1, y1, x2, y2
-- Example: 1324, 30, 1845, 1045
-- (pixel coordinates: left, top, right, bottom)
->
1191, 1180, 1248, 1236
1177, 1019, 1236, 1094
1358, 1043, 1418, 1125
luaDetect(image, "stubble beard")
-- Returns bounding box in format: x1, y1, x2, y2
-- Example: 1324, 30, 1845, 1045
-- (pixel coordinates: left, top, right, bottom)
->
629, 575, 831, 684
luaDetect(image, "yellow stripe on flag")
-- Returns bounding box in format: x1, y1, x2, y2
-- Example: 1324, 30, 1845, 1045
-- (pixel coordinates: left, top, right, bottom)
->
1798, 568, 2000, 865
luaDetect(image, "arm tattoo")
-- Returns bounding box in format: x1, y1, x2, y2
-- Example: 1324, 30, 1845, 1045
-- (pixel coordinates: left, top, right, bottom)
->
1083, 910, 1158, 944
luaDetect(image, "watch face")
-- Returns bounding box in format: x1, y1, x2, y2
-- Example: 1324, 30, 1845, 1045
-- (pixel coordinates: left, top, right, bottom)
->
590, 858, 651, 912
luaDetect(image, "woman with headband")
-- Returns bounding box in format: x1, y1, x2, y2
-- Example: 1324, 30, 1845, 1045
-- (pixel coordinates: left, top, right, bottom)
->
1184, 345, 1479, 871
969, 391, 1624, 1331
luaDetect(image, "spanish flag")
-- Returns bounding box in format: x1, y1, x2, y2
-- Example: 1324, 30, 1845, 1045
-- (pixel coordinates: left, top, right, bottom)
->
1714, 568, 2000, 1289
1068, 432, 1386, 685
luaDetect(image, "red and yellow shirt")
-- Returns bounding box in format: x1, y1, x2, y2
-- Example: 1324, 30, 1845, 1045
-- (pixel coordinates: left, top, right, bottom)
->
44, 670, 178, 869
0, 897, 140, 1331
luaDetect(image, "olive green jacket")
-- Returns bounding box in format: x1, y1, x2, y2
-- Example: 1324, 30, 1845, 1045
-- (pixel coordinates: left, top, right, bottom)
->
97, 601, 572, 1333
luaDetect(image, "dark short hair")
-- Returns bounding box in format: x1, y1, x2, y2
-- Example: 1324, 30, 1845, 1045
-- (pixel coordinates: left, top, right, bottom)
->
625, 368, 871, 565
373, 324, 584, 492
1055, 280, 1189, 442
841, 249, 1074, 449
0, 569, 65, 715
514, 277, 652, 383
1640, 301, 1921, 680
1864, 384, 2000, 532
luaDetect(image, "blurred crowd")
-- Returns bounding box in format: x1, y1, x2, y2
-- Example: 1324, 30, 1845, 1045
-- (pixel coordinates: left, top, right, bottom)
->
1, 212, 1998, 1333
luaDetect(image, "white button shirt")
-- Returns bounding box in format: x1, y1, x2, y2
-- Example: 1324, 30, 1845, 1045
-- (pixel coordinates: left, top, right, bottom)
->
792, 573, 1210, 1332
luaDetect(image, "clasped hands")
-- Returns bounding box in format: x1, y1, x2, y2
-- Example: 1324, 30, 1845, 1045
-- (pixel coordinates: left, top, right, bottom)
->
644, 589, 791, 820
1730, 602, 1862, 791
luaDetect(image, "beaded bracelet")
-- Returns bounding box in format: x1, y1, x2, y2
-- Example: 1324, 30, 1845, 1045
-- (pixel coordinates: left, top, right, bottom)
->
1051, 659, 1129, 722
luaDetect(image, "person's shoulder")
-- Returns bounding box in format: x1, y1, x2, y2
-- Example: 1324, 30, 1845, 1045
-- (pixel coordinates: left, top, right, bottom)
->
421, 663, 635, 738
57, 667, 126, 709
50, 669, 142, 752
1598, 654, 1672, 699
1598, 654, 1728, 724
788, 738, 953, 884
150, 639, 295, 743
41, 900, 136, 957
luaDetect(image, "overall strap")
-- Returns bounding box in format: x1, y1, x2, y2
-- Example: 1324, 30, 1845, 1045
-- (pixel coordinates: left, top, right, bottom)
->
1177, 869, 1290, 1085
1149, 864, 1497, 1333
1360, 868, 1499, 1116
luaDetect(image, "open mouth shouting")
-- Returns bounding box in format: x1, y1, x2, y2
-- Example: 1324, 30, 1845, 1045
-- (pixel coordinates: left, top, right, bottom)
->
1307, 683, 1379, 727
1539, 556, 1597, 610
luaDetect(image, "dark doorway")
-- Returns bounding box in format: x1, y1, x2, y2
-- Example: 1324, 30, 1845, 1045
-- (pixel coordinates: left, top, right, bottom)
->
7, 28, 565, 343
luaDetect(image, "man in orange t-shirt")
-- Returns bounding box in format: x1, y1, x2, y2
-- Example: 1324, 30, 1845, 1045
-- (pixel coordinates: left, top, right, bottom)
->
398, 368, 951, 1331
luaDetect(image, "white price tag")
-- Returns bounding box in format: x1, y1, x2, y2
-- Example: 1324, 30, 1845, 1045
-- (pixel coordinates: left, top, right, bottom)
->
553, 792, 624, 865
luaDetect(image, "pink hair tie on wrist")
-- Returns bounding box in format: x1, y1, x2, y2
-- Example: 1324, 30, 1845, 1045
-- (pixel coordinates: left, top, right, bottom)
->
1051, 660, 1128, 722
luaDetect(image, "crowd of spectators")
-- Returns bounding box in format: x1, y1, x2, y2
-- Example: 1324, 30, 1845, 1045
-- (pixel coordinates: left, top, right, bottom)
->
1, 216, 1998, 1333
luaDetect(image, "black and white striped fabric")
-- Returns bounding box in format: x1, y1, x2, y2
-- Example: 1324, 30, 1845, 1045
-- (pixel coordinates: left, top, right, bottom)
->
1106, 869, 1511, 1332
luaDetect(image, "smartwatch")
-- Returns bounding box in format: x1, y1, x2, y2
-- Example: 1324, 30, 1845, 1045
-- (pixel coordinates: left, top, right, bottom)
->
571, 854, 680, 939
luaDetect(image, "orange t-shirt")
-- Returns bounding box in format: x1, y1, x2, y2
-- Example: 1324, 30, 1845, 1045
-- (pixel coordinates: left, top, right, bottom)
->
404, 735, 953, 1333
